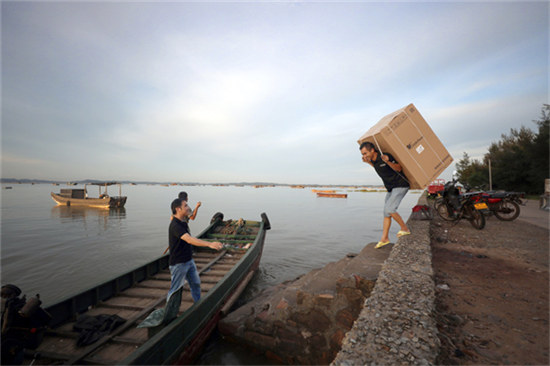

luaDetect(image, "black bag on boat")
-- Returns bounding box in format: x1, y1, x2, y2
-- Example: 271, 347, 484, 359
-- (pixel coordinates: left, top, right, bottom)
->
73, 314, 126, 347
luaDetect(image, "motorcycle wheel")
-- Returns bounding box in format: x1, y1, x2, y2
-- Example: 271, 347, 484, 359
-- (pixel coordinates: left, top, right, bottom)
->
466, 205, 486, 230
493, 200, 520, 221
434, 197, 456, 221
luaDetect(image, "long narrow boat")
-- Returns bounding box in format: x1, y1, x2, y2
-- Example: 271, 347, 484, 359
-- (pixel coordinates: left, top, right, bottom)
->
51, 182, 127, 208
21, 212, 270, 365
316, 192, 348, 198
311, 189, 336, 193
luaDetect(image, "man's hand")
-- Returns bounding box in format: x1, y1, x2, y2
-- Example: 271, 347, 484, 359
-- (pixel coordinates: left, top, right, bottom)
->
196, 202, 202, 208
381, 154, 389, 162
362, 155, 373, 166
210, 241, 223, 250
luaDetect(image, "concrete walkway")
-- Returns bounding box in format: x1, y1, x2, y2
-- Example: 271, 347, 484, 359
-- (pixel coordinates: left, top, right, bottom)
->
517, 199, 549, 230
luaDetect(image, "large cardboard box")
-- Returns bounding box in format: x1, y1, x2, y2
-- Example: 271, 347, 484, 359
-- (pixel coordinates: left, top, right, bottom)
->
358, 103, 453, 189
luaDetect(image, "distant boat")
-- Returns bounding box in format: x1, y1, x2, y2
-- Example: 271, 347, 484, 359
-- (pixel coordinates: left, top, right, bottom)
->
316, 192, 348, 198
311, 189, 336, 193
3, 186, 12, 190
51, 182, 127, 208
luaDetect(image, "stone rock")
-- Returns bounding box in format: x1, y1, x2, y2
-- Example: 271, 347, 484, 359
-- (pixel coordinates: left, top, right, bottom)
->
219, 241, 390, 364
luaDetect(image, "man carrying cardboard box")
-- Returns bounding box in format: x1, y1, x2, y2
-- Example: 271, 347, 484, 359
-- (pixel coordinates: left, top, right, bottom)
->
360, 141, 411, 248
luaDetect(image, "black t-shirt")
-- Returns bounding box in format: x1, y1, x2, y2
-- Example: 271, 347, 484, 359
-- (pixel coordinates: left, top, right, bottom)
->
372, 153, 410, 192
168, 218, 193, 266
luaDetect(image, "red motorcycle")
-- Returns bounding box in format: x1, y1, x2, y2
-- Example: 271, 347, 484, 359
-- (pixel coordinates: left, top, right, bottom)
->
470, 191, 524, 221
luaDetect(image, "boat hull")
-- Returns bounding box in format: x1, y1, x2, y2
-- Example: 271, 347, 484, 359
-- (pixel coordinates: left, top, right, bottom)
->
316, 192, 348, 198
51, 192, 127, 208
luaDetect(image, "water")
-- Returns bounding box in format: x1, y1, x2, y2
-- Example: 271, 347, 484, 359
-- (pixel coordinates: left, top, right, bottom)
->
1, 183, 420, 363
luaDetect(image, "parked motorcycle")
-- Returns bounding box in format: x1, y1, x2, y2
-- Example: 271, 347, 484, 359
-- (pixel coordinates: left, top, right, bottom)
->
463, 186, 524, 221
478, 191, 523, 221
433, 179, 488, 229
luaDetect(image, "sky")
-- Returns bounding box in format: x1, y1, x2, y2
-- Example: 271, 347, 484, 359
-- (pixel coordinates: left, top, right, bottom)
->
1, 1, 548, 185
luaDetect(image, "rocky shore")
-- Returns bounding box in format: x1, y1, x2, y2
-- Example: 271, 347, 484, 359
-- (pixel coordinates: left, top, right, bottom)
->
219, 194, 438, 364
220, 196, 548, 365
331, 195, 439, 365
219, 234, 394, 364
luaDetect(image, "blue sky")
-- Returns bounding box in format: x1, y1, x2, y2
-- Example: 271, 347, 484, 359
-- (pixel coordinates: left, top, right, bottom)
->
2, 1, 547, 185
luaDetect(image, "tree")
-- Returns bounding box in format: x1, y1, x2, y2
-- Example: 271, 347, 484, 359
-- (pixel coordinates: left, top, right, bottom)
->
456, 152, 488, 189
528, 104, 550, 191
457, 104, 549, 194
486, 126, 535, 193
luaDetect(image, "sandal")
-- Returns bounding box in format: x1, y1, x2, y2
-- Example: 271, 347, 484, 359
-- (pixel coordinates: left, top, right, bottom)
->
397, 230, 411, 237
374, 240, 391, 249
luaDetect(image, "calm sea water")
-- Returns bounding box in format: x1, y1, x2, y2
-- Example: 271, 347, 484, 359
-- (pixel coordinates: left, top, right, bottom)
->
1, 183, 420, 364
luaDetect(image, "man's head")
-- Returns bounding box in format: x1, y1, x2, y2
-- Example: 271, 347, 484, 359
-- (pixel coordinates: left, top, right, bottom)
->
360, 141, 377, 161
178, 191, 188, 201
171, 198, 189, 217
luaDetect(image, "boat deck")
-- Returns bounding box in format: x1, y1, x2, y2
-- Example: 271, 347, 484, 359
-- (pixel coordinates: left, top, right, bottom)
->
24, 221, 260, 365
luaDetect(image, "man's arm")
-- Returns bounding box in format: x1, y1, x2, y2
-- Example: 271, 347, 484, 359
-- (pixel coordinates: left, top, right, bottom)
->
189, 202, 201, 221
181, 233, 222, 250
381, 155, 403, 172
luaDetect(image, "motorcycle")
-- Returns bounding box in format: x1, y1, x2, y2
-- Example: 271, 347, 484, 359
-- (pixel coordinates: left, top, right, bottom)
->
463, 186, 524, 221
433, 179, 488, 230
478, 191, 523, 221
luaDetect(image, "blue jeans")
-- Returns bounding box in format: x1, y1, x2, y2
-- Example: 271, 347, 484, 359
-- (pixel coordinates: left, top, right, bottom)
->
167, 259, 201, 302
384, 187, 409, 217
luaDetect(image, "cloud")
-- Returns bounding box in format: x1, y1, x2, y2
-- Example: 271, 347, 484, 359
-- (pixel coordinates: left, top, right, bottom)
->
1, 1, 547, 183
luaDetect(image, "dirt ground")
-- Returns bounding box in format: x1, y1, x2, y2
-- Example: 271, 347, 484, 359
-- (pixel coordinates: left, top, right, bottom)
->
430, 202, 549, 365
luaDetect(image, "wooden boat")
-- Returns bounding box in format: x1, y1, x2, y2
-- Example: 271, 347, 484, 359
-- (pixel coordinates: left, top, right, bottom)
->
311, 189, 336, 193
316, 192, 348, 198
51, 182, 127, 208
21, 212, 270, 365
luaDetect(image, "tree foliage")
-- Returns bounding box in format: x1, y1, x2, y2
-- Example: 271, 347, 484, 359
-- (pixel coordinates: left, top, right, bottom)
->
457, 104, 549, 194
456, 152, 488, 190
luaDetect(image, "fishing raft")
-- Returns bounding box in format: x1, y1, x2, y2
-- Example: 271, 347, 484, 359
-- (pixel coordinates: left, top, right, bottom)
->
22, 212, 270, 365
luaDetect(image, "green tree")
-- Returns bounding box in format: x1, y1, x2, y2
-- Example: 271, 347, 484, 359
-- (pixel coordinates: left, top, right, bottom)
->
485, 104, 549, 194
528, 104, 550, 191
486, 126, 535, 192
457, 104, 549, 194
456, 152, 488, 189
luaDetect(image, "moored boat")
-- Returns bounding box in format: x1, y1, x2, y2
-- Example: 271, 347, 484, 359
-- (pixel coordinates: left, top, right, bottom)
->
316, 192, 348, 198
51, 182, 127, 208
311, 189, 336, 193
16, 212, 270, 365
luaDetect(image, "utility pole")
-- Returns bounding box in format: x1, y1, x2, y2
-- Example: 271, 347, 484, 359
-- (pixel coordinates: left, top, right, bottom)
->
489, 159, 493, 191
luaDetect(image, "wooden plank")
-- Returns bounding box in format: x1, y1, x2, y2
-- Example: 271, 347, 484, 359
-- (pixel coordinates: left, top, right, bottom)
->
45, 329, 79, 339
65, 249, 229, 365
96, 302, 145, 311
111, 336, 143, 346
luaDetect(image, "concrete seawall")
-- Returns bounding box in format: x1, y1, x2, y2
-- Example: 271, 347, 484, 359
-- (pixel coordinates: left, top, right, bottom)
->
332, 194, 440, 365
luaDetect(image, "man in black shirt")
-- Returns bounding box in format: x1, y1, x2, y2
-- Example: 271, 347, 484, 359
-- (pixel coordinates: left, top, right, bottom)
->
167, 198, 222, 302
360, 141, 411, 249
